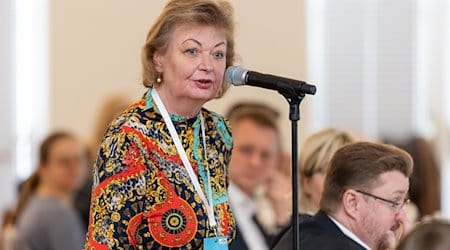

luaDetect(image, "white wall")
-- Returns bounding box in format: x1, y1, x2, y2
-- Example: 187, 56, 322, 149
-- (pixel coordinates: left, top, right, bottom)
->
49, 0, 309, 154
0, 0, 16, 212
307, 0, 450, 217
206, 0, 309, 151
308, 0, 418, 140
416, 0, 450, 218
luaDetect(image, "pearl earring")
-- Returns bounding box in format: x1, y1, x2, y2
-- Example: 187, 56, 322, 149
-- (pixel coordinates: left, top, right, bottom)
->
156, 75, 162, 84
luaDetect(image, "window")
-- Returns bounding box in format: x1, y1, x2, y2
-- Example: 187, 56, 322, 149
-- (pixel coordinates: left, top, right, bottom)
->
15, 0, 50, 179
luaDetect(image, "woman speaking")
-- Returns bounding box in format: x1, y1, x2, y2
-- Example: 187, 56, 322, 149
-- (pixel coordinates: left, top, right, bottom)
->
86, 0, 237, 249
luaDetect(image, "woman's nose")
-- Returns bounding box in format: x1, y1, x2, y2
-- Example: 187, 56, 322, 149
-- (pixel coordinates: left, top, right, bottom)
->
198, 53, 213, 71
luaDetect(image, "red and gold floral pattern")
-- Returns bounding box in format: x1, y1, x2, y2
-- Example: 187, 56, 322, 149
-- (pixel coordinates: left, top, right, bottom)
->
86, 90, 235, 249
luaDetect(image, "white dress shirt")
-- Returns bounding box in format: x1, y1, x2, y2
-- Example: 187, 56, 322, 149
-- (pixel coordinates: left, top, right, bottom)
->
228, 182, 269, 250
328, 215, 371, 250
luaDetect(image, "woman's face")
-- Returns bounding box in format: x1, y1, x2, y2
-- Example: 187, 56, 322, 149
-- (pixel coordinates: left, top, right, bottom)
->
40, 137, 87, 194
154, 24, 227, 104
301, 170, 326, 212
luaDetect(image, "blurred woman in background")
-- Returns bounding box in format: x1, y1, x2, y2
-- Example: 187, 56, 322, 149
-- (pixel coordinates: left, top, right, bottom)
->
73, 95, 130, 228
299, 128, 354, 214
10, 132, 87, 250
384, 136, 441, 218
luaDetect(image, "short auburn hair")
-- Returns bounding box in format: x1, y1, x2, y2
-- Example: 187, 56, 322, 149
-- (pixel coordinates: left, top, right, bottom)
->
320, 142, 413, 213
141, 0, 236, 98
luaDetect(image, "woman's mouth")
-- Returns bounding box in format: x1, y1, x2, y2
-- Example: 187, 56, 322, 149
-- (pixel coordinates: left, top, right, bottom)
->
195, 79, 214, 88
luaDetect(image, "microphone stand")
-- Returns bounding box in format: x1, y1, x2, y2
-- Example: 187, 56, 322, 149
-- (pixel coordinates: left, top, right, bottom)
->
279, 89, 305, 250
227, 65, 316, 249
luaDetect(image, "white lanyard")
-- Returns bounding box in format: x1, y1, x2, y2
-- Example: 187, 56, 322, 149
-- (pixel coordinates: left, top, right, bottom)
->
151, 88, 218, 229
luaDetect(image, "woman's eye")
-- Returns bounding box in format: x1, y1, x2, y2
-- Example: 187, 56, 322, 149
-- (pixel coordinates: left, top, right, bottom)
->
184, 48, 197, 56
213, 51, 225, 59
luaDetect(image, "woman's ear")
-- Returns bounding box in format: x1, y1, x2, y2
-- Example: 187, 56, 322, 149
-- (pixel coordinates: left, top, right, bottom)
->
300, 176, 312, 197
153, 51, 164, 73
36, 164, 47, 181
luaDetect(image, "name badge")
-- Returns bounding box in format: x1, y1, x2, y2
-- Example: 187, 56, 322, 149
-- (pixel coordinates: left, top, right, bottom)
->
204, 236, 228, 250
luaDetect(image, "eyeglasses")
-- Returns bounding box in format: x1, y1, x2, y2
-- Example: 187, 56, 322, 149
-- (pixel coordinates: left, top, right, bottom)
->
356, 190, 410, 212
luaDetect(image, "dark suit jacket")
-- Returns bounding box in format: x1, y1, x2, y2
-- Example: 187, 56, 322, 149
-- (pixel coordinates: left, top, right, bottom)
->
272, 211, 367, 250
230, 216, 272, 250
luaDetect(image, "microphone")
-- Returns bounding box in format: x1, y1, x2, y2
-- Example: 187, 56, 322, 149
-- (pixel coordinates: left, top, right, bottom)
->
225, 65, 316, 96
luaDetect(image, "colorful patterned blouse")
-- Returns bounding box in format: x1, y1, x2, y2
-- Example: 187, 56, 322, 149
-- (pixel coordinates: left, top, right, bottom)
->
86, 89, 235, 249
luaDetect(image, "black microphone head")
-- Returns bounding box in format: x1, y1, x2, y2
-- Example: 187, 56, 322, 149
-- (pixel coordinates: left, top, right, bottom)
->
225, 65, 247, 86
304, 84, 317, 95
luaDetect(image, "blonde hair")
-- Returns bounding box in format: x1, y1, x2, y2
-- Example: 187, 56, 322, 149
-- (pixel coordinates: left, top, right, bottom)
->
299, 128, 354, 212
141, 0, 236, 98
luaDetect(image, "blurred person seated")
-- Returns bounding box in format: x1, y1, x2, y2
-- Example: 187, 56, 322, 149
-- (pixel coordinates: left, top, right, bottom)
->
1, 180, 30, 249
396, 219, 450, 250
384, 136, 441, 218
73, 95, 130, 228
226, 102, 291, 250
1, 209, 17, 250
11, 132, 87, 250
299, 128, 355, 214
85, 95, 131, 167
274, 142, 414, 250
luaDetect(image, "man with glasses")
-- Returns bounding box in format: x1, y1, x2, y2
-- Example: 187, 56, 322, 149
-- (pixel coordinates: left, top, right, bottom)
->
273, 142, 413, 250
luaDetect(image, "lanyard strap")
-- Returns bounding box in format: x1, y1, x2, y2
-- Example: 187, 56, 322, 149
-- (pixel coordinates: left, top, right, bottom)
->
151, 88, 217, 229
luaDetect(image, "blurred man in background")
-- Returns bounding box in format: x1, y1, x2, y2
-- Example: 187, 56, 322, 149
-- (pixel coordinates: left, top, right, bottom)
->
227, 103, 291, 250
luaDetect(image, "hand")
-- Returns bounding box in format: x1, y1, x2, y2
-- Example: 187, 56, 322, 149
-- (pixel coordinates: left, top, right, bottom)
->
395, 214, 414, 240
379, 209, 414, 250
379, 230, 396, 250
266, 167, 292, 226
277, 151, 292, 178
